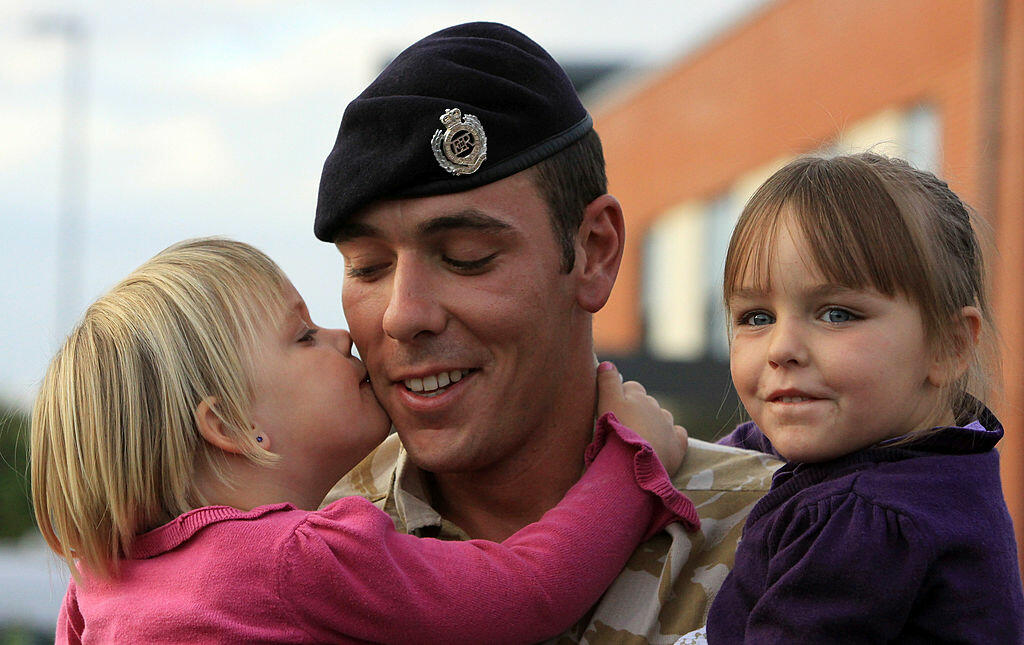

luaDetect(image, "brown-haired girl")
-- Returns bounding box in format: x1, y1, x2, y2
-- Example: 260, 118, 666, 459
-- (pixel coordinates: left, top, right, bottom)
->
31, 237, 696, 644
703, 154, 1023, 642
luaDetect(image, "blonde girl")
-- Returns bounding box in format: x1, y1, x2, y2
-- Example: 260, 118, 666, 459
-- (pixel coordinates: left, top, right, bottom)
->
32, 237, 696, 644
707, 154, 1024, 642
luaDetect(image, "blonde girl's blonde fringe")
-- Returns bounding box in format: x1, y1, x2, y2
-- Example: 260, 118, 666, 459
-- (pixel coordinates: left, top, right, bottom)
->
31, 238, 288, 581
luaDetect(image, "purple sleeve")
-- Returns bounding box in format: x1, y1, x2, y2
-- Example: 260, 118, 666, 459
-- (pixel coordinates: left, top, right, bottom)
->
281, 413, 699, 645
762, 497, 924, 640
729, 492, 1024, 642
712, 493, 937, 642
714, 493, 929, 643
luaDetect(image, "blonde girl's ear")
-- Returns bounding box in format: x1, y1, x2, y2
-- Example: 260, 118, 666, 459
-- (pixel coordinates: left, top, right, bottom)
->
927, 306, 982, 388
195, 397, 253, 454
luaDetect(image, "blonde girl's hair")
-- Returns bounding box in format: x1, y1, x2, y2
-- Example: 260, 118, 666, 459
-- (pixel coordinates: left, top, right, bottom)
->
723, 153, 997, 430
31, 237, 288, 580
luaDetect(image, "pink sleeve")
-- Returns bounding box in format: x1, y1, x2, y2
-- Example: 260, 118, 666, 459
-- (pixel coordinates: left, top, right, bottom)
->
55, 581, 84, 645
282, 412, 699, 645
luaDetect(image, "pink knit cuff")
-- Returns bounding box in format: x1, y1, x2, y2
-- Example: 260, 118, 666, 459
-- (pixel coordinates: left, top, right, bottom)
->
585, 412, 700, 539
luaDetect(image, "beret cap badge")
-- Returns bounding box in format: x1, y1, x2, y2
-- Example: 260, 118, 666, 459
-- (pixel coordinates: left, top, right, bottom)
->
431, 108, 487, 175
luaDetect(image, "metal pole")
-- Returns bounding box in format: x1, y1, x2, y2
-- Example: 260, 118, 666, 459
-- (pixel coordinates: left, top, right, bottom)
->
33, 15, 89, 336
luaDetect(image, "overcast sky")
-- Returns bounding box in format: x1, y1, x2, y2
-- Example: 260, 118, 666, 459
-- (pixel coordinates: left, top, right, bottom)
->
0, 0, 767, 409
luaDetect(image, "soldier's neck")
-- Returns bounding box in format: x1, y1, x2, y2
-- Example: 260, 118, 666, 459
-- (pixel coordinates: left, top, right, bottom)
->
427, 411, 595, 542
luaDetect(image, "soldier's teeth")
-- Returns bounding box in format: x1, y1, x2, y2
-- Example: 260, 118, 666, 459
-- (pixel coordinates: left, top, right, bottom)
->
405, 370, 468, 393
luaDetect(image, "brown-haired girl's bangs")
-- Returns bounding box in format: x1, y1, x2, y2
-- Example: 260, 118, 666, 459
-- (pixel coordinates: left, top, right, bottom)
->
724, 169, 790, 299
726, 157, 932, 308
792, 157, 932, 299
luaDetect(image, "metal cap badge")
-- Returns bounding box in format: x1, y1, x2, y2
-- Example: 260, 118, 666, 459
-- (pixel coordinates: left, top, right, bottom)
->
431, 108, 487, 175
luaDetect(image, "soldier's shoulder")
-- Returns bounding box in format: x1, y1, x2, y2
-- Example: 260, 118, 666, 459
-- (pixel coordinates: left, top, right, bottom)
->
672, 438, 782, 493
321, 433, 402, 507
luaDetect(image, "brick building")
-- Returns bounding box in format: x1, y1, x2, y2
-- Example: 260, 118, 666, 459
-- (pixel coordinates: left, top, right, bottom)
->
591, 0, 1024, 570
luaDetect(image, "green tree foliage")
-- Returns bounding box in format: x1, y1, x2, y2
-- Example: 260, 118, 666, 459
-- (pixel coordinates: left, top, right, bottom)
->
0, 403, 35, 540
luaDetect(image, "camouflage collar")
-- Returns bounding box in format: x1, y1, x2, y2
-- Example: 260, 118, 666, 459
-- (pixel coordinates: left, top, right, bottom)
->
390, 444, 471, 540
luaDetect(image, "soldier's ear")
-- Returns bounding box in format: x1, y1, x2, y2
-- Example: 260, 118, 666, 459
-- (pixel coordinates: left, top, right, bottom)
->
574, 194, 624, 313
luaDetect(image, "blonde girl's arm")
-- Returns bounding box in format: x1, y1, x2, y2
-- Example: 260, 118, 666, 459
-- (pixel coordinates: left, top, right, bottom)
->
280, 364, 698, 645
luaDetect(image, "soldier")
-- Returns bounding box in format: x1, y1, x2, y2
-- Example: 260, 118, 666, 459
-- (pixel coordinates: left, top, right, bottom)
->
316, 22, 781, 642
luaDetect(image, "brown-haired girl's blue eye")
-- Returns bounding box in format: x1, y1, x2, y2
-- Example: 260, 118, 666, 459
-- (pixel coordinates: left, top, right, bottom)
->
820, 308, 856, 324
740, 311, 774, 326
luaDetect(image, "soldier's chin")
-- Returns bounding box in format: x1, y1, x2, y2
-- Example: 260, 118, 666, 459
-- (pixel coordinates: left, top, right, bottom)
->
398, 430, 484, 473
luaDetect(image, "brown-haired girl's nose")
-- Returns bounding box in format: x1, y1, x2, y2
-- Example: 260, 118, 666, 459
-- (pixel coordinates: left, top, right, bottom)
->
767, 320, 808, 368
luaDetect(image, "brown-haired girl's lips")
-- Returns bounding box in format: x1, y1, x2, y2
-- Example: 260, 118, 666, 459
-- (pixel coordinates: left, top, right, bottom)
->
767, 388, 822, 403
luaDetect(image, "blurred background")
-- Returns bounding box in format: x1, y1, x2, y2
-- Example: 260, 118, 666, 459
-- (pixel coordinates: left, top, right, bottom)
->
1, 0, 1022, 640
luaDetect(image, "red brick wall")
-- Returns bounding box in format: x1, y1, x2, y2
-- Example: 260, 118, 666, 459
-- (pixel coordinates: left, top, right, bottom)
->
990, 0, 1024, 572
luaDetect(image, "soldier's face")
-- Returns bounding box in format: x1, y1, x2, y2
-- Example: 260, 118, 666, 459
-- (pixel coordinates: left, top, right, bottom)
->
336, 171, 586, 473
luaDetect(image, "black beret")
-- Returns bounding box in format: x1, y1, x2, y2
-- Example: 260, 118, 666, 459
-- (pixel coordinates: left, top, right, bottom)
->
314, 21, 592, 242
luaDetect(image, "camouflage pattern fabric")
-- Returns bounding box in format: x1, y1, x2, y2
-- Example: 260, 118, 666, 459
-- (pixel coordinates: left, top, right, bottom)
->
323, 435, 782, 644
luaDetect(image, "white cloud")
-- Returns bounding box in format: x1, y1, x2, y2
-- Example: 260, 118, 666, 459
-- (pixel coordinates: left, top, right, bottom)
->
93, 113, 238, 192
0, 104, 60, 169
0, 35, 64, 84
181, 25, 380, 105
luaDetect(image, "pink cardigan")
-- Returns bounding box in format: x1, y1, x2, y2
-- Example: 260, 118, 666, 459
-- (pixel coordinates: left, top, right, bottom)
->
57, 414, 698, 644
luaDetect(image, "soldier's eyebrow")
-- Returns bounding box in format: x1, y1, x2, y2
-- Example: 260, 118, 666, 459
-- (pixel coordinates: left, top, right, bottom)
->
334, 221, 382, 242
417, 210, 514, 237
334, 210, 514, 244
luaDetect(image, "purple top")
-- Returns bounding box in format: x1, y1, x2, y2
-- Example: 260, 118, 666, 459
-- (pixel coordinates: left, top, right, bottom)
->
711, 409, 1024, 643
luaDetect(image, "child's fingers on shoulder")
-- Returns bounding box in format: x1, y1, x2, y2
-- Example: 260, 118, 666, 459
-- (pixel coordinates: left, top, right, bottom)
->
621, 381, 648, 399
674, 424, 688, 443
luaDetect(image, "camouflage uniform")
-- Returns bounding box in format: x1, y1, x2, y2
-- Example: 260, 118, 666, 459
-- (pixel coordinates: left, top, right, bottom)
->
325, 435, 781, 644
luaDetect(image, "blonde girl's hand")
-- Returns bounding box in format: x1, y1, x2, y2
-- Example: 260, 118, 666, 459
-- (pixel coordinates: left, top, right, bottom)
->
596, 361, 688, 474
